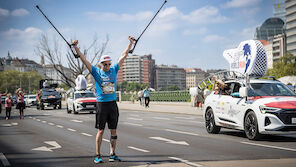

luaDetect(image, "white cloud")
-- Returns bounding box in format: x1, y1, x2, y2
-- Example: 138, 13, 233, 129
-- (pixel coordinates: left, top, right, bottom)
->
203, 34, 227, 43
0, 8, 9, 19
86, 6, 228, 26
86, 11, 153, 22
11, 8, 30, 17
184, 6, 228, 24
183, 27, 207, 36
1, 27, 42, 39
0, 27, 43, 61
223, 0, 262, 8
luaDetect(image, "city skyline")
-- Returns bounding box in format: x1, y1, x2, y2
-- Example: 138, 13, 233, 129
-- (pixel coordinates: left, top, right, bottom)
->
0, 0, 278, 70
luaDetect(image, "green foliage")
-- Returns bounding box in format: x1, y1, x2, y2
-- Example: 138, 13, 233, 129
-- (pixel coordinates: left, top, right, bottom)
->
117, 81, 147, 92
167, 85, 180, 91
121, 90, 191, 102
60, 84, 70, 91
0, 70, 43, 95
266, 52, 296, 78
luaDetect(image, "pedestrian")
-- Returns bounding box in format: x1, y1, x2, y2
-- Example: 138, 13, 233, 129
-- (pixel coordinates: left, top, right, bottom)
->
16, 88, 25, 119
137, 89, 144, 106
143, 86, 150, 108
0, 89, 8, 115
5, 93, 12, 120
72, 36, 134, 164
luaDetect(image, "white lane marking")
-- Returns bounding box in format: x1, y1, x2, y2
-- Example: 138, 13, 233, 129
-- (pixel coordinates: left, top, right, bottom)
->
149, 137, 189, 146
0, 153, 11, 167
130, 114, 140, 117
71, 119, 83, 123
67, 128, 76, 132
56, 125, 64, 128
36, 119, 41, 121
152, 117, 170, 120
32, 141, 61, 152
43, 114, 51, 116
41, 121, 47, 123
11, 123, 18, 126
128, 117, 143, 121
128, 146, 150, 153
48, 123, 55, 126
29, 116, 32, 118
241, 142, 296, 152
81, 133, 92, 137
122, 122, 143, 127
32, 117, 36, 120
1, 124, 11, 127
175, 116, 195, 120
165, 129, 200, 136
103, 139, 110, 143
169, 157, 203, 167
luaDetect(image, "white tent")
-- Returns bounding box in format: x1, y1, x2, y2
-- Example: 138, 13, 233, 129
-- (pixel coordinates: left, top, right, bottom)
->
278, 76, 296, 86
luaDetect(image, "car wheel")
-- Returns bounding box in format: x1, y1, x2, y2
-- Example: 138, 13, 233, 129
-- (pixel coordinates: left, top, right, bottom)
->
54, 105, 57, 109
67, 105, 71, 114
41, 103, 44, 110
90, 111, 94, 114
58, 102, 62, 109
205, 108, 221, 134
73, 105, 78, 114
244, 111, 261, 140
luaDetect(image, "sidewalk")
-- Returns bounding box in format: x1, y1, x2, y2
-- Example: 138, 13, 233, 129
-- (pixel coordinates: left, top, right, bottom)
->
117, 101, 203, 116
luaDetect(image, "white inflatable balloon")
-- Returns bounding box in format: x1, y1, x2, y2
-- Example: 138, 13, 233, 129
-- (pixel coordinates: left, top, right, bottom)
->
75, 75, 87, 90
223, 40, 267, 77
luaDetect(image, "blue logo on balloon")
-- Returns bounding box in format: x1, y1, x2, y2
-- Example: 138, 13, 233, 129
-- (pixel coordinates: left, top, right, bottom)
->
243, 44, 251, 73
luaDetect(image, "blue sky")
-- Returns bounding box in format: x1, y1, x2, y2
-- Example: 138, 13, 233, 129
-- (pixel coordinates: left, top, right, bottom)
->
0, 0, 279, 70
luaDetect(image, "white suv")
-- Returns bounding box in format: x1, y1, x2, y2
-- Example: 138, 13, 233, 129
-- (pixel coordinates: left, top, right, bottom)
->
67, 90, 96, 114
203, 78, 296, 140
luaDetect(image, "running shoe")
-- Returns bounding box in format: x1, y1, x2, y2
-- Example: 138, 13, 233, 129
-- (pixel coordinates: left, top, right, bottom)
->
109, 153, 121, 162
94, 155, 103, 163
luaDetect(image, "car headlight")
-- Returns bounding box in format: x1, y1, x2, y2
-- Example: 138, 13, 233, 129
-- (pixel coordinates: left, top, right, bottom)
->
259, 106, 281, 114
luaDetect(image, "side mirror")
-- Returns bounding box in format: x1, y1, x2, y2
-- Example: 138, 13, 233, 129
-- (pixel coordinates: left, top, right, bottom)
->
239, 87, 248, 97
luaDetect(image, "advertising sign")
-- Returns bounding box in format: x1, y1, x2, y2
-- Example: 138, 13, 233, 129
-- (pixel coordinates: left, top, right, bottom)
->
223, 40, 267, 77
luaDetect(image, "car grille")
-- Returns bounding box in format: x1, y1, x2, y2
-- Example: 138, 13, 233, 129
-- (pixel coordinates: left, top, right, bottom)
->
273, 110, 296, 124
81, 102, 96, 108
277, 126, 296, 131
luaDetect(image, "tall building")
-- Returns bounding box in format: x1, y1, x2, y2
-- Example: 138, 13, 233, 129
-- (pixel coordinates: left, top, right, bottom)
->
0, 53, 43, 74
255, 17, 285, 41
285, 0, 296, 56
185, 68, 208, 89
43, 65, 74, 85
274, 0, 286, 22
154, 65, 186, 91
272, 34, 286, 61
117, 54, 155, 88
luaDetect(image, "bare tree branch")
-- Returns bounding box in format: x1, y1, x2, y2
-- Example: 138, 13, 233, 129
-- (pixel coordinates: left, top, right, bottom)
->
36, 34, 108, 88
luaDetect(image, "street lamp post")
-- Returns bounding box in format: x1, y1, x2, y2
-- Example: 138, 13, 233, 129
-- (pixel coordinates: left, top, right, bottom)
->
28, 76, 31, 94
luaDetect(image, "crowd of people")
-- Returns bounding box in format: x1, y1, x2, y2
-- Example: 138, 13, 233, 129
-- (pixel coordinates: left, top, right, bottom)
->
0, 88, 26, 120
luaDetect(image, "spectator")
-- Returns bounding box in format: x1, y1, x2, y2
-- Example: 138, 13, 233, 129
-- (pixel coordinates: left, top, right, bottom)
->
5, 94, 12, 120
143, 86, 150, 108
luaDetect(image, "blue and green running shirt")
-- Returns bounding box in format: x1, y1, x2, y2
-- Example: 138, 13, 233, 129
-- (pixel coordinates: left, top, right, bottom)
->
91, 63, 119, 102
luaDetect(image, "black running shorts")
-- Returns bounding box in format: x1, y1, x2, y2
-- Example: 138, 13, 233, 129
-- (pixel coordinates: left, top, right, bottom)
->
95, 101, 119, 130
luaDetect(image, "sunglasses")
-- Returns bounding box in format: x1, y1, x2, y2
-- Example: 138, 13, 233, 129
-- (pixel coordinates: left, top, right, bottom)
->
103, 63, 111, 66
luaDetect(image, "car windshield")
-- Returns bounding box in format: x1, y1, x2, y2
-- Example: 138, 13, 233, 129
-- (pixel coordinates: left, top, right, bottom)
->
75, 92, 95, 98
43, 91, 59, 96
248, 83, 296, 97
29, 96, 36, 99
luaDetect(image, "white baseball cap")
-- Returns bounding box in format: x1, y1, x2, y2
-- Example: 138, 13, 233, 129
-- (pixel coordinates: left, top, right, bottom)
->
99, 55, 112, 63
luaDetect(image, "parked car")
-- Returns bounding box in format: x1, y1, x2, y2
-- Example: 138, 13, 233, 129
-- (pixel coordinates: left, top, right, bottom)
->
204, 78, 296, 140
67, 90, 96, 114
24, 94, 37, 106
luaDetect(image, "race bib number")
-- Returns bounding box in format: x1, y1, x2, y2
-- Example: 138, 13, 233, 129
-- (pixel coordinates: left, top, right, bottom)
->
102, 82, 115, 94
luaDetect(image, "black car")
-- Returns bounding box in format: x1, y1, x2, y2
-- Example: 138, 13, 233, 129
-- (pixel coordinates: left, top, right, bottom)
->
37, 88, 62, 110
